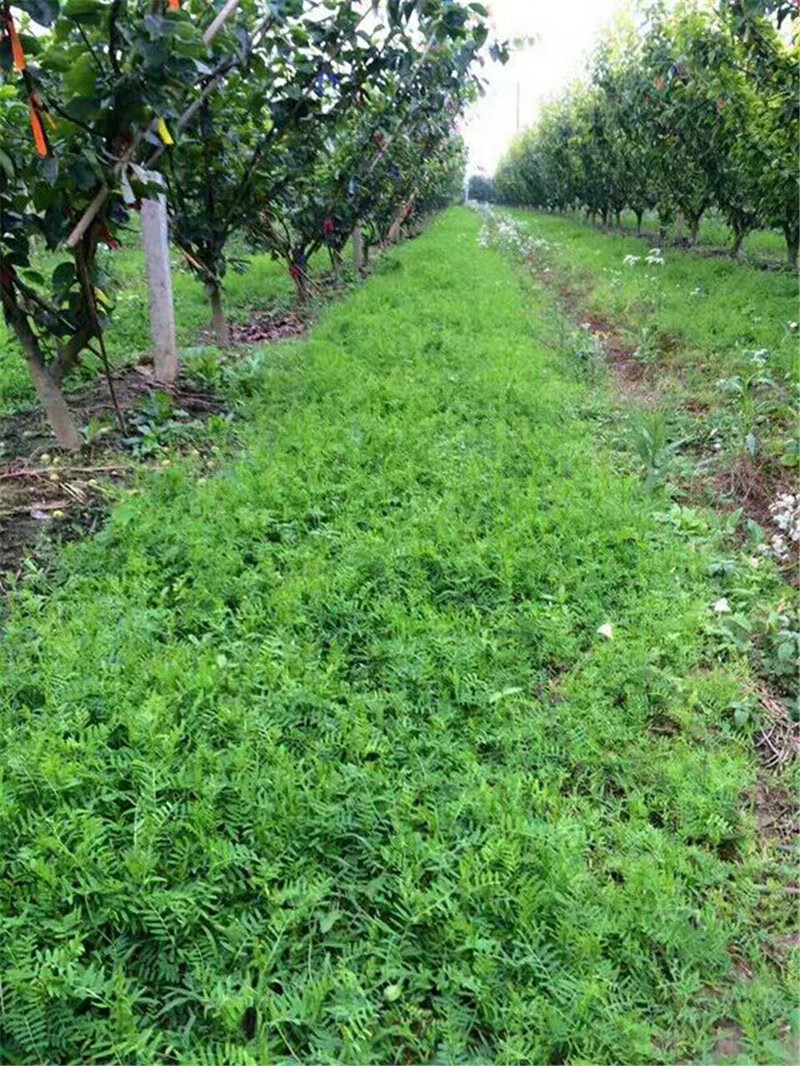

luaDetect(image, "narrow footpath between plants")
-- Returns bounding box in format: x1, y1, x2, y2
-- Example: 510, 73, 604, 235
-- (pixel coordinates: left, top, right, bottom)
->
0, 208, 796, 1064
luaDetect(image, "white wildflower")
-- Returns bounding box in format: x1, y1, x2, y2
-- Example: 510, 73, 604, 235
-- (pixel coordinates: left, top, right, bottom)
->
713, 598, 731, 614
771, 534, 790, 561
597, 623, 614, 640
623, 254, 641, 267
768, 494, 799, 562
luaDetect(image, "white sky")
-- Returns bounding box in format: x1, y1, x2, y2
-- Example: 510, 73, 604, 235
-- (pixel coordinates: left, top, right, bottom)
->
463, 0, 630, 175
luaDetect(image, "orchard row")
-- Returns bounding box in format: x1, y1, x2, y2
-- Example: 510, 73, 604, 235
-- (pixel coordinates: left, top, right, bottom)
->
493, 0, 798, 265
1, 0, 504, 447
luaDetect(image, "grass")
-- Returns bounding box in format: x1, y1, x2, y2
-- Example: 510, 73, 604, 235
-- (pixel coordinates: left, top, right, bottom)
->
551, 207, 788, 268
508, 209, 797, 373
0, 208, 797, 1064
507, 208, 798, 475
497, 206, 799, 704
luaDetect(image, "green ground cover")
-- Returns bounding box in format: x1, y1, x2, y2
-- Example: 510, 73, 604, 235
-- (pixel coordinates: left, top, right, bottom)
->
0, 237, 302, 420
596, 209, 786, 266
0, 208, 796, 1063
508, 208, 798, 475
508, 210, 796, 371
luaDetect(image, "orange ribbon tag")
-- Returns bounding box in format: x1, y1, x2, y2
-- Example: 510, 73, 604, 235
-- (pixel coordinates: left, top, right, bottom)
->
4, 13, 26, 71
29, 100, 48, 157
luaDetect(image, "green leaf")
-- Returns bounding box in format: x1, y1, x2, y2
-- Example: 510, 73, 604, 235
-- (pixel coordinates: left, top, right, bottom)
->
51, 261, 76, 296
15, 0, 59, 26
0, 147, 14, 179
70, 155, 101, 191
318, 910, 338, 933
488, 686, 523, 704
724, 508, 743, 534
63, 52, 99, 97
61, 0, 103, 22
746, 519, 766, 544
42, 154, 59, 187
733, 705, 751, 728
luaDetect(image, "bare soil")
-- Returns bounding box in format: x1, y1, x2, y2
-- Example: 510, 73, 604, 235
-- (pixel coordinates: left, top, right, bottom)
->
0, 365, 225, 589
227, 310, 307, 345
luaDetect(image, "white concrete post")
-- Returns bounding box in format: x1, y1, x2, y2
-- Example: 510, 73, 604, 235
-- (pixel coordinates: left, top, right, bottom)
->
141, 189, 178, 383
352, 224, 364, 272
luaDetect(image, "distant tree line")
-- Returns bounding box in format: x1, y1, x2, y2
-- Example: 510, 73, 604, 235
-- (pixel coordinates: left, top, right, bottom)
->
467, 174, 496, 202
494, 0, 799, 265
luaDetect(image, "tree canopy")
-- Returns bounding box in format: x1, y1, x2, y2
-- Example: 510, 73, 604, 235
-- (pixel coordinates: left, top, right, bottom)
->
494, 1, 799, 264
1, 0, 504, 444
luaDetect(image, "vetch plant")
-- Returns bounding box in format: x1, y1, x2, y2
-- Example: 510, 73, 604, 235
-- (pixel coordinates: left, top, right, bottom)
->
0, 208, 795, 1065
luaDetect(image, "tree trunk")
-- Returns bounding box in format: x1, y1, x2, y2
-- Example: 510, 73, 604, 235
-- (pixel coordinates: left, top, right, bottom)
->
208, 284, 229, 347
676, 211, 685, 242
784, 224, 799, 270
689, 216, 700, 246
731, 230, 745, 260
4, 303, 81, 450
615, 211, 622, 229
387, 210, 404, 245
352, 224, 364, 272
658, 211, 670, 244
387, 194, 415, 246
290, 266, 308, 303
635, 210, 643, 236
